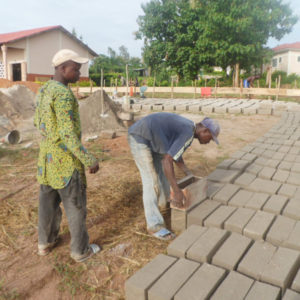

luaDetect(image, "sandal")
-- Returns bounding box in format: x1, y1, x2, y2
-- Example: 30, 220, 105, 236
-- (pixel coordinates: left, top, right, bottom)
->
38, 238, 60, 256
150, 228, 176, 241
71, 244, 101, 262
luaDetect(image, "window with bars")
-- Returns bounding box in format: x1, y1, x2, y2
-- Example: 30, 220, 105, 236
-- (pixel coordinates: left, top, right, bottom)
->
0, 61, 4, 78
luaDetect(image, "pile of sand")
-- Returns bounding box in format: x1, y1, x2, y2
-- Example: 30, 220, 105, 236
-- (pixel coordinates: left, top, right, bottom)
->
0, 78, 41, 94
79, 90, 125, 135
0, 85, 36, 136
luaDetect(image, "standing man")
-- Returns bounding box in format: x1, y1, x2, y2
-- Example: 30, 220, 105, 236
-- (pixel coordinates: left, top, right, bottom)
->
34, 49, 101, 262
128, 113, 220, 240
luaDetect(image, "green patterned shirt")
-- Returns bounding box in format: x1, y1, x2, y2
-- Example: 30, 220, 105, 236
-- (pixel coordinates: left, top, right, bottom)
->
34, 80, 97, 189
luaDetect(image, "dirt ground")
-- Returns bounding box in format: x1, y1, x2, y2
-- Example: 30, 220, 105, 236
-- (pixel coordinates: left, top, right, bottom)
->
0, 112, 279, 300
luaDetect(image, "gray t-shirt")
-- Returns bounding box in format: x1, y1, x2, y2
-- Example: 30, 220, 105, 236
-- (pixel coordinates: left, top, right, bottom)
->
128, 113, 195, 161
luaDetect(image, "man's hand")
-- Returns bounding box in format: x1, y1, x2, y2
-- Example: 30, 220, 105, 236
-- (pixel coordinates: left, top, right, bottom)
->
89, 161, 99, 174
171, 188, 186, 209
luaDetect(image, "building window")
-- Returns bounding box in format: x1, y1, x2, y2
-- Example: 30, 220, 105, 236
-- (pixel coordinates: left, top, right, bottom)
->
298, 56, 300, 62
272, 58, 278, 67
279, 57, 282, 63
0, 61, 4, 78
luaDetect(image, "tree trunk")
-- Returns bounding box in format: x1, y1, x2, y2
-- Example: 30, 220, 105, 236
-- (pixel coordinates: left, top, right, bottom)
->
234, 63, 240, 87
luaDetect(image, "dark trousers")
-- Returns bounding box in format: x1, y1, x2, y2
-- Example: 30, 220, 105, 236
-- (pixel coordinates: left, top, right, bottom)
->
38, 170, 89, 256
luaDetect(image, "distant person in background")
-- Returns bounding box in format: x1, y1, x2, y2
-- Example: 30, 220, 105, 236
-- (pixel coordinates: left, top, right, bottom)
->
135, 77, 139, 87
246, 75, 260, 88
34, 49, 101, 262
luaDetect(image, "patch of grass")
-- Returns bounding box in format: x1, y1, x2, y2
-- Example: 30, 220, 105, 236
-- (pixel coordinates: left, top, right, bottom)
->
0, 279, 20, 300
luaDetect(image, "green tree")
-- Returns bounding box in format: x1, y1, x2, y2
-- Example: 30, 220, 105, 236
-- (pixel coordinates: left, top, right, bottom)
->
136, 0, 298, 81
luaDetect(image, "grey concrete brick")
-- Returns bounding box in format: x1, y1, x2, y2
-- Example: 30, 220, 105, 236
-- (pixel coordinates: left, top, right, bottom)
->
229, 159, 250, 171
228, 189, 254, 207
255, 157, 268, 166
252, 148, 265, 156
174, 263, 226, 300
243, 210, 276, 240
278, 184, 298, 198
262, 150, 276, 159
242, 153, 257, 162
282, 289, 300, 300
266, 215, 297, 246
265, 159, 281, 168
207, 169, 241, 183
210, 271, 254, 300
163, 104, 175, 111
148, 258, 200, 300
244, 281, 281, 300
261, 247, 300, 290
263, 195, 289, 215
291, 269, 300, 293
289, 148, 300, 155
283, 198, 300, 220
266, 144, 280, 151
125, 254, 177, 300
287, 172, 300, 185
216, 158, 235, 170
204, 206, 237, 228
247, 178, 282, 195
188, 105, 201, 112
278, 146, 291, 153
187, 200, 221, 227
230, 150, 246, 160
186, 227, 230, 263
285, 153, 297, 162
295, 156, 300, 163
234, 173, 256, 187
246, 163, 263, 176
244, 192, 270, 210
212, 184, 240, 204
272, 169, 290, 183
291, 163, 300, 173
224, 207, 256, 234
258, 167, 276, 180
212, 232, 252, 270
207, 182, 224, 199
284, 222, 300, 251
273, 152, 286, 160
237, 241, 277, 280
278, 161, 293, 171
167, 225, 208, 258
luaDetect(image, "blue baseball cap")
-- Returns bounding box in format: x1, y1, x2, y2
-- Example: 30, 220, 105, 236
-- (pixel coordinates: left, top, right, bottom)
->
201, 117, 220, 144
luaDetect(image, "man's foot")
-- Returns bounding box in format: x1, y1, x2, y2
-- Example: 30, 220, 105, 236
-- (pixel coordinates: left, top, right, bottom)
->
149, 228, 176, 241
38, 238, 60, 256
71, 244, 101, 262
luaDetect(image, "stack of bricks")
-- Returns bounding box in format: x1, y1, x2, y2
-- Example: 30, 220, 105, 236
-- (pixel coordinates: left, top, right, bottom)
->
125, 111, 300, 299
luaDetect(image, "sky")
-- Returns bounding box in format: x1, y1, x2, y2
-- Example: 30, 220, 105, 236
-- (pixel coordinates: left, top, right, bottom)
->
0, 0, 299, 58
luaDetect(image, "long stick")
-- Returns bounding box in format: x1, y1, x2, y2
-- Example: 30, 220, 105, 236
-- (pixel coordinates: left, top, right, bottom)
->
101, 69, 104, 113
126, 64, 129, 110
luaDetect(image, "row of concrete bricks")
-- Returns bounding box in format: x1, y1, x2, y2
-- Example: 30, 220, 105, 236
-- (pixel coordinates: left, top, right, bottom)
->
126, 228, 300, 299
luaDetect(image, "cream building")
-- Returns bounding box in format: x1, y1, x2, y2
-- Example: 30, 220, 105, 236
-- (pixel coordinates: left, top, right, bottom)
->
0, 25, 97, 82
272, 42, 300, 75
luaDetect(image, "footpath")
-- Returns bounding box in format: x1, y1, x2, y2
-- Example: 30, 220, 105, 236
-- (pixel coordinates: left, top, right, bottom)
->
125, 111, 300, 300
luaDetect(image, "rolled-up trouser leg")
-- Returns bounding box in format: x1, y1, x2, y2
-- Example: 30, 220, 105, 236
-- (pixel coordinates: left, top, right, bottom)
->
58, 170, 89, 256
128, 135, 165, 231
38, 185, 62, 247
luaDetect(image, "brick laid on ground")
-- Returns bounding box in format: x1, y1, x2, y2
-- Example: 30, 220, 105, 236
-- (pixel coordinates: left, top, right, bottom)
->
246, 163, 263, 176
278, 161, 293, 171
234, 173, 256, 187
125, 254, 177, 300
228, 189, 254, 207
262, 195, 289, 215
287, 172, 300, 185
243, 210, 275, 240
216, 158, 236, 170
244, 281, 281, 300
167, 225, 208, 258
258, 167, 276, 180
210, 271, 254, 300
207, 169, 241, 183
186, 227, 230, 263
229, 159, 250, 171
174, 263, 226, 300
212, 232, 252, 270
283, 198, 300, 220
204, 206, 237, 228
187, 200, 221, 227
272, 169, 290, 183
148, 258, 200, 300
278, 184, 297, 198
282, 289, 300, 300
283, 222, 300, 251
224, 207, 256, 234
212, 183, 240, 204
260, 247, 300, 290
291, 269, 300, 293
244, 192, 270, 210
247, 178, 282, 194
237, 241, 277, 280
266, 215, 297, 246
